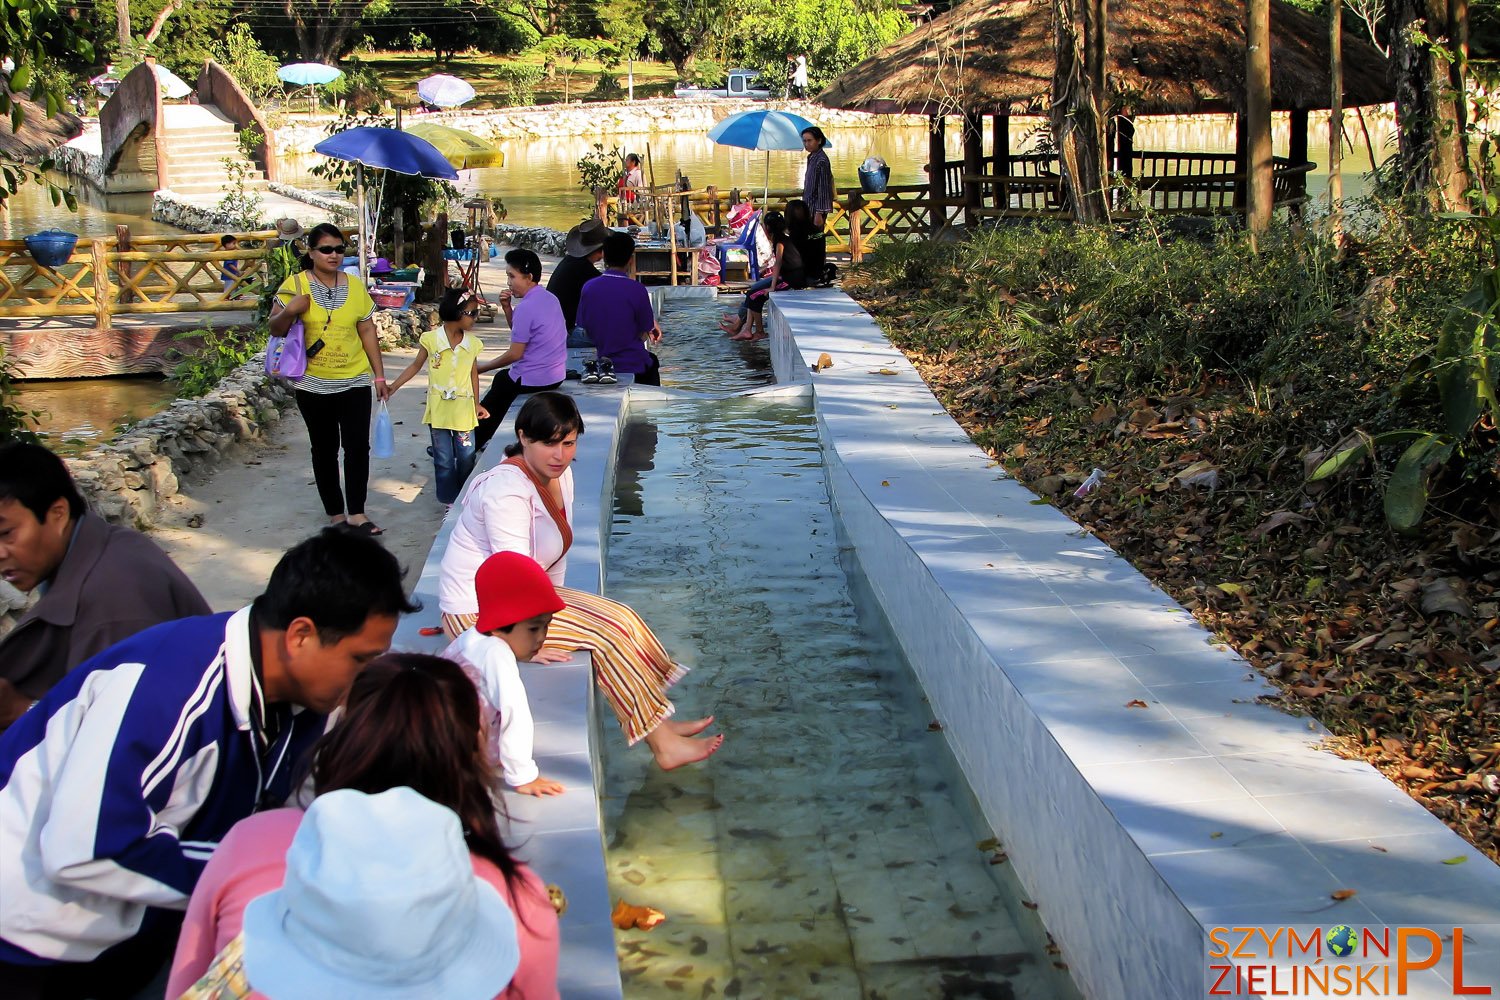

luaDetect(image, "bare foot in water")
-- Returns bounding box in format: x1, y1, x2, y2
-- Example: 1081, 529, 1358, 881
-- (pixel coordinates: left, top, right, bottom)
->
719, 317, 743, 335
644, 727, 724, 770
729, 330, 757, 341
666, 715, 715, 736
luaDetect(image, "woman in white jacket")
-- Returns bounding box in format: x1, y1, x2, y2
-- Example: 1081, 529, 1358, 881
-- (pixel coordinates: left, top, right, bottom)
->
438, 392, 722, 770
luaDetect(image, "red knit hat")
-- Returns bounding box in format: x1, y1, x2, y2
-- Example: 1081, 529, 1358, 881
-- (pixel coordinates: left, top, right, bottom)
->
474, 552, 566, 633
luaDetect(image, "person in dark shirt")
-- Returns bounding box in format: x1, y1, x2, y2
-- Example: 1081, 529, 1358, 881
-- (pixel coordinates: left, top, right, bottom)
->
547, 219, 609, 347
577, 233, 662, 386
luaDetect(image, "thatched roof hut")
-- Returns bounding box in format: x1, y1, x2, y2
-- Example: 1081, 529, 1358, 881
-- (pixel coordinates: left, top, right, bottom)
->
0, 93, 83, 162
819, 0, 1394, 116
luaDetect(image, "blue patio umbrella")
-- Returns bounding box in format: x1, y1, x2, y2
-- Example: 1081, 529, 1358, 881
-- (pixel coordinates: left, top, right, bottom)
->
707, 109, 829, 198
313, 127, 458, 282
278, 63, 343, 114
277, 62, 343, 86
416, 74, 477, 108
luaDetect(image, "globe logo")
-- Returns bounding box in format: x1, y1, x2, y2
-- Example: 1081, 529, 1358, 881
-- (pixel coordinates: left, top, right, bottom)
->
1327, 924, 1359, 958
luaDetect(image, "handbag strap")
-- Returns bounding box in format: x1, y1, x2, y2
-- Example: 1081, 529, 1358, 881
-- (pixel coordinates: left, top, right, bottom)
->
503, 455, 572, 567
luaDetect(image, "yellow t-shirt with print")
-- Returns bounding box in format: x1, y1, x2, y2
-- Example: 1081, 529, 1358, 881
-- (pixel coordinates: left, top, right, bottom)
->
418, 327, 485, 431
275, 272, 375, 381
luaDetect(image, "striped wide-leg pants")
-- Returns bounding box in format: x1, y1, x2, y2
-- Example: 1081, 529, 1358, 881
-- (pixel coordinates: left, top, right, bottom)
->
443, 586, 685, 745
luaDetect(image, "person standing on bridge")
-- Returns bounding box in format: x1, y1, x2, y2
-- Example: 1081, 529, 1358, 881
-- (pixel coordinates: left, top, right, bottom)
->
269, 222, 391, 536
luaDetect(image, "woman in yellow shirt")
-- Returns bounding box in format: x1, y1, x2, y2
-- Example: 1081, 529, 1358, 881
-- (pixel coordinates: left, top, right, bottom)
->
269, 222, 390, 535
388, 288, 490, 507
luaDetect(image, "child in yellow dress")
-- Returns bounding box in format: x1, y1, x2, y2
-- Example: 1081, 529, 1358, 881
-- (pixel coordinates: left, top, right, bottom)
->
389, 288, 489, 506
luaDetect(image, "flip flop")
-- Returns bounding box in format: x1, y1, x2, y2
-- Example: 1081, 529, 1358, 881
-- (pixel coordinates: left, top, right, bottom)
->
353, 521, 384, 536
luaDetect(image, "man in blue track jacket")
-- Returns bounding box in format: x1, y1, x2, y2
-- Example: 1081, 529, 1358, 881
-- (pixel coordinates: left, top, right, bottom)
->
0, 527, 419, 999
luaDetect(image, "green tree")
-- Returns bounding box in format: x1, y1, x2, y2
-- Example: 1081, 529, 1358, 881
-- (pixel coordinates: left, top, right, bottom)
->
727, 0, 909, 88
1, 0, 93, 209
95, 0, 235, 78
211, 24, 282, 106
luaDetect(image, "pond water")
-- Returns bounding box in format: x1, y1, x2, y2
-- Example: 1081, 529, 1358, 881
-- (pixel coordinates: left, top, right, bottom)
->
13, 376, 176, 455
274, 111, 1392, 232
597, 302, 1083, 998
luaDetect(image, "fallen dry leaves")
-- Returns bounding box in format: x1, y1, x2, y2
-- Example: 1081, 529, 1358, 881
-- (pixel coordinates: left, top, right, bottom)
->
847, 276, 1500, 866
612, 900, 667, 931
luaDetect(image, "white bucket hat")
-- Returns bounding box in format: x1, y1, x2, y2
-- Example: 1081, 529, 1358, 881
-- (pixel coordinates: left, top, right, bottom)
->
241, 786, 520, 1000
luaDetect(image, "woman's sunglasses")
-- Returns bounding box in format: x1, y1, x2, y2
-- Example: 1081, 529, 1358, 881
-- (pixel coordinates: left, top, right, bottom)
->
313, 244, 347, 255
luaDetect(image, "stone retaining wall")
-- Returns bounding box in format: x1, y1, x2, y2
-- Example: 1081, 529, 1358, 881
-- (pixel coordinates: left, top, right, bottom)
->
273, 98, 909, 154
0, 361, 298, 637
490, 223, 569, 258
68, 360, 293, 530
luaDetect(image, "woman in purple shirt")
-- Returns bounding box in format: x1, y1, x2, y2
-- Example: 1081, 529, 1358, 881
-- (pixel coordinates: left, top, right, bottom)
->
474, 249, 569, 450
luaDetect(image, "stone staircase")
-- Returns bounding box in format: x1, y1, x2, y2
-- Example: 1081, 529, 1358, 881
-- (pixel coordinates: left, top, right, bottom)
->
160, 104, 268, 198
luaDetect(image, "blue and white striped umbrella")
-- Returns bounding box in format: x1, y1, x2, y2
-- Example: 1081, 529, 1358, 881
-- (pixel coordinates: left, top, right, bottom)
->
706, 109, 825, 151
707, 109, 828, 198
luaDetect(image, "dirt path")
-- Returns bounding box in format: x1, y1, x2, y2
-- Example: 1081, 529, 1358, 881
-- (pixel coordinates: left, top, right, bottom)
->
152, 252, 549, 609
153, 347, 443, 609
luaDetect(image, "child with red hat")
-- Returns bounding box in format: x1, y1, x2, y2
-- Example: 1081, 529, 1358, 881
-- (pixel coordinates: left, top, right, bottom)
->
442, 552, 567, 797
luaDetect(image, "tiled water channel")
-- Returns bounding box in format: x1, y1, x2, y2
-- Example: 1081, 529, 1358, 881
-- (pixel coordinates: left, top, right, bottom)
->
594, 302, 1083, 998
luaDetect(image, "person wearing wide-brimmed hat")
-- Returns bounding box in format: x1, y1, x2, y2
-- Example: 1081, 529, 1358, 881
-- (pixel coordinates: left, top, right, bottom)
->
547, 218, 609, 348
272, 217, 305, 247
174, 786, 531, 1000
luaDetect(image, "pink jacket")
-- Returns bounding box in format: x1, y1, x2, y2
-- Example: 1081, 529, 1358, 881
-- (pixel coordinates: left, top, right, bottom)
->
166, 808, 560, 999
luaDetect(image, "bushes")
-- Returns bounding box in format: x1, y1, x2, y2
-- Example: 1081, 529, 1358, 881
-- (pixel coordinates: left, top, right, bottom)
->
850, 205, 1480, 400
170, 326, 267, 398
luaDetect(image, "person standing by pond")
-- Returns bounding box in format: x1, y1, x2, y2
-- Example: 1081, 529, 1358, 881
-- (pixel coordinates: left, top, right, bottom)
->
440, 393, 723, 770
801, 126, 834, 230
473, 249, 567, 452
269, 222, 390, 535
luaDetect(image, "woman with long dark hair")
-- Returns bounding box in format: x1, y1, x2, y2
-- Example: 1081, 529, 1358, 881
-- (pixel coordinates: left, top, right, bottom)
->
733, 210, 806, 341
167, 654, 561, 1000
268, 222, 390, 535
439, 392, 723, 771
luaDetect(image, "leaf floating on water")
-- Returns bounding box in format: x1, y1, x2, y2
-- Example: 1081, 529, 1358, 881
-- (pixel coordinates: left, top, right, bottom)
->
674, 966, 694, 977
976, 837, 1001, 851
881, 480, 890, 487
1125, 699, 1149, 709
1370, 845, 1389, 853
690, 935, 708, 955
1442, 855, 1469, 865
1209, 831, 1224, 839
927, 720, 944, 731
612, 900, 667, 930
1028, 498, 1051, 505
622, 869, 646, 885
1331, 889, 1358, 901
1022, 900, 1039, 910
727, 827, 780, 841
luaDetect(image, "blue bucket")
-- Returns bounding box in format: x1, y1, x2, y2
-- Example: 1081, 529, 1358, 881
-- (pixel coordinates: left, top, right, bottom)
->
24, 229, 79, 269
858, 166, 890, 194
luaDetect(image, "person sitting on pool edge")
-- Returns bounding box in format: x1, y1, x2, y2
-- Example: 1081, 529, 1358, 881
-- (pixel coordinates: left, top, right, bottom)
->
576, 233, 662, 387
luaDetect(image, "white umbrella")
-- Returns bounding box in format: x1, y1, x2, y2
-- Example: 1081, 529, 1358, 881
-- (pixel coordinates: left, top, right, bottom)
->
152, 64, 193, 100
416, 74, 477, 108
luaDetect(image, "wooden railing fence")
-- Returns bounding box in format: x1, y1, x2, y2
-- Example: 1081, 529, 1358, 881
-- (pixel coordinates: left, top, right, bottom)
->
0, 229, 278, 325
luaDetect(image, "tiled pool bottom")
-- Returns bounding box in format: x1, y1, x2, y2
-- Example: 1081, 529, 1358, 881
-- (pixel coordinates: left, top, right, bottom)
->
599, 397, 1083, 999
655, 296, 776, 392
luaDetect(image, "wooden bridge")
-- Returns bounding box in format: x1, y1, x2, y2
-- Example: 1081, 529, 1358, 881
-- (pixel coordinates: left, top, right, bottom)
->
0, 228, 273, 378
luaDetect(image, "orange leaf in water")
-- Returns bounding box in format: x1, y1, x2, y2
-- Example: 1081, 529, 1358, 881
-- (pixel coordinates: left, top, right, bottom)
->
613, 900, 667, 931
1125, 699, 1149, 709
1331, 889, 1358, 901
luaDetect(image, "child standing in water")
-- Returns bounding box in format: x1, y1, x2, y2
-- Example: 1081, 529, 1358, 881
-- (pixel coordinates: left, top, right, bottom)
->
388, 288, 490, 506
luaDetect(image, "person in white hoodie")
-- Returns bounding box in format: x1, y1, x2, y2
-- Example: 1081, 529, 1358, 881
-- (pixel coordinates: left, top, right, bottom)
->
443, 551, 567, 797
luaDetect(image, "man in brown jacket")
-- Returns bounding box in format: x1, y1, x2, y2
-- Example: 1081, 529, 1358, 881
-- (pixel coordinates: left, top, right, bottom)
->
0, 442, 210, 728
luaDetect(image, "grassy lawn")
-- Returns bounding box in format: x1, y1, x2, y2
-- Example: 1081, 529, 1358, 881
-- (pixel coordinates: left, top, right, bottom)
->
351, 49, 683, 108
